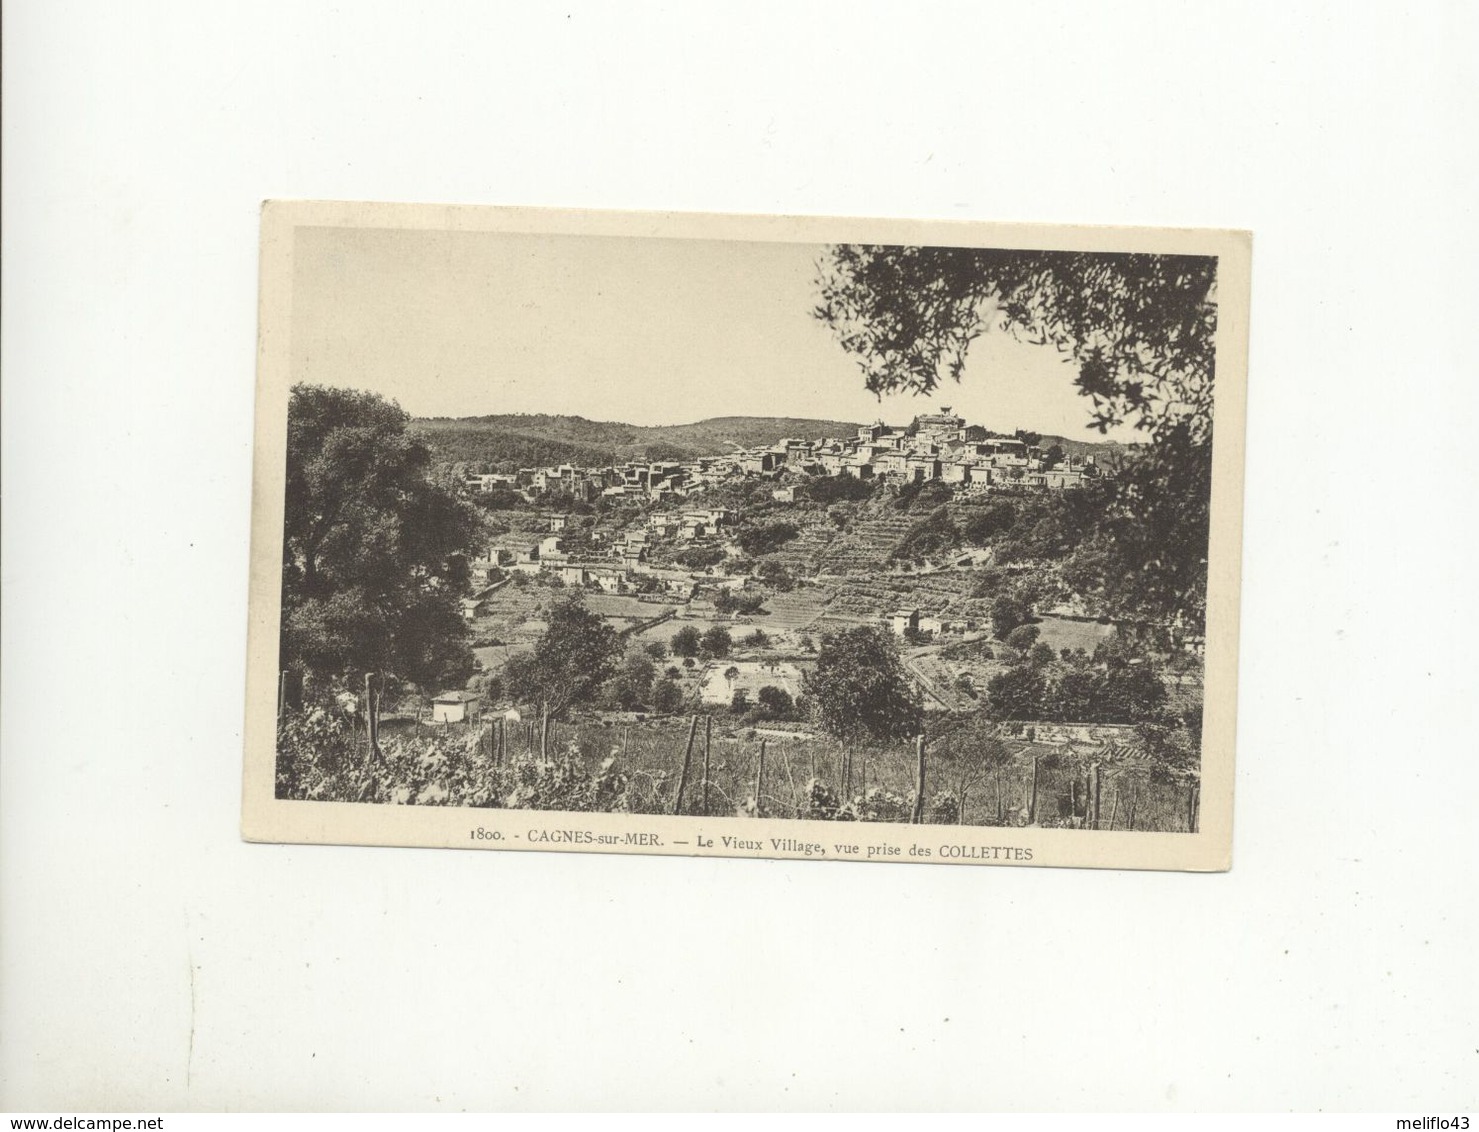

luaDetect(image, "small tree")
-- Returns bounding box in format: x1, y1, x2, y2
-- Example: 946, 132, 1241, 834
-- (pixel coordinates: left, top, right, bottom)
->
1028, 642, 1056, 668
757, 561, 795, 592
985, 665, 1047, 721
701, 626, 733, 659
737, 522, 800, 556
502, 594, 620, 720
730, 689, 750, 714
991, 593, 1033, 640
670, 625, 702, 658
756, 685, 794, 717
604, 651, 657, 710
1006, 624, 1042, 653
805, 627, 921, 742
652, 677, 683, 714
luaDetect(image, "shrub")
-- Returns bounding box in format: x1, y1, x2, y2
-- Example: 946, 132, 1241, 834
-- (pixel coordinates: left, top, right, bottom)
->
804, 476, 874, 504
671, 625, 702, 657
700, 626, 733, 659
675, 545, 724, 569
851, 786, 911, 822
737, 522, 799, 556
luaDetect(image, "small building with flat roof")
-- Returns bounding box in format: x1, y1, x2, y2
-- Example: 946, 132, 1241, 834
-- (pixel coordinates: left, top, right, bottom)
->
431, 691, 479, 724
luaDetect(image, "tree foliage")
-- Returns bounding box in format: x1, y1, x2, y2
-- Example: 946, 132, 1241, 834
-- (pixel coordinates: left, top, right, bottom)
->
502, 594, 621, 718
814, 245, 1218, 629
714, 588, 765, 616
985, 639, 1170, 724
736, 521, 800, 556
700, 626, 733, 659
756, 685, 794, 715
891, 506, 960, 562
1005, 624, 1042, 653
991, 591, 1034, 640
803, 476, 875, 504
670, 625, 702, 657
280, 384, 481, 690
652, 676, 683, 714
674, 544, 724, 569
805, 626, 921, 742
603, 650, 657, 711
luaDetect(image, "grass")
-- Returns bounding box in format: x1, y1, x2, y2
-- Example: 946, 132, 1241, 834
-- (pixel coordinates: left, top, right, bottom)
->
1030, 613, 1117, 655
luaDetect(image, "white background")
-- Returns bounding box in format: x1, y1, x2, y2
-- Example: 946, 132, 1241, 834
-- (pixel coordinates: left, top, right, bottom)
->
3, 0, 1476, 1113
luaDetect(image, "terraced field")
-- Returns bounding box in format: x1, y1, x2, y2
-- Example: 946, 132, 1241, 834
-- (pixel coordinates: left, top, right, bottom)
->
813, 513, 916, 574
757, 518, 842, 576
760, 588, 835, 631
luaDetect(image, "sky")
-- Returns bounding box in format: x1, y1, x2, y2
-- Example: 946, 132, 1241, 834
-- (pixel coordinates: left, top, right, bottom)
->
290, 225, 1138, 441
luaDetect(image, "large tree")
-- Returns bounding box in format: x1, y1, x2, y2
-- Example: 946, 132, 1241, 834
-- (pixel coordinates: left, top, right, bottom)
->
814, 245, 1218, 630
280, 384, 481, 690
805, 626, 921, 742
502, 594, 621, 720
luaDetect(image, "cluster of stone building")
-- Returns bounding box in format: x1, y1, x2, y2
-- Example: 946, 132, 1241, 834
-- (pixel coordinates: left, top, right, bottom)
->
464, 460, 722, 504
460, 505, 745, 616
464, 408, 1102, 508
823, 408, 1098, 490
723, 408, 1100, 492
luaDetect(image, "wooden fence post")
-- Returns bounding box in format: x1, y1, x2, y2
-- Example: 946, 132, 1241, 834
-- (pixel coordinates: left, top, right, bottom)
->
755, 739, 767, 817
363, 672, 379, 763
278, 670, 288, 721
910, 735, 927, 823
673, 715, 699, 814
539, 705, 550, 759
1028, 755, 1040, 825
700, 716, 712, 815
1090, 761, 1102, 830
1107, 788, 1120, 832
1188, 781, 1200, 833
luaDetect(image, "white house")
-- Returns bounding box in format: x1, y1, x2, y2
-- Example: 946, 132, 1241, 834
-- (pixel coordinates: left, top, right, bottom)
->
431, 691, 478, 724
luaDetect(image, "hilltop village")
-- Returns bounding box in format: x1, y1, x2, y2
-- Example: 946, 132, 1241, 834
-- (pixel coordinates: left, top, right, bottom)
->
277, 389, 1207, 824
464, 407, 1099, 508
459, 408, 1103, 608
440, 407, 1199, 731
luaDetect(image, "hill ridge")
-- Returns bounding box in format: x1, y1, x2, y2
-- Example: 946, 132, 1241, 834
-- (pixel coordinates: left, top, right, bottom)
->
410, 412, 1131, 470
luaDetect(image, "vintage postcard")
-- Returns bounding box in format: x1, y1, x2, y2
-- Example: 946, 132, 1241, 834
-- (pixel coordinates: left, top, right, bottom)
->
243, 201, 1249, 871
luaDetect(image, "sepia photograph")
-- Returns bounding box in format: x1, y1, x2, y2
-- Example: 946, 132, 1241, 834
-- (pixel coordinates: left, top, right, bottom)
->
242, 202, 1249, 869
